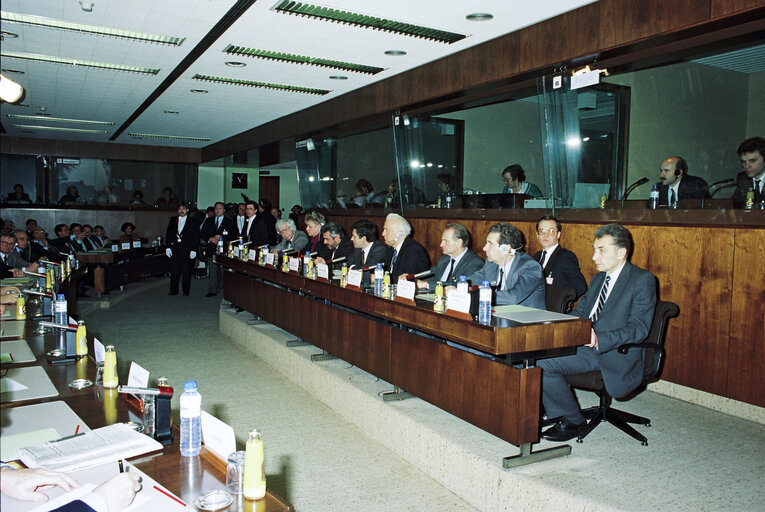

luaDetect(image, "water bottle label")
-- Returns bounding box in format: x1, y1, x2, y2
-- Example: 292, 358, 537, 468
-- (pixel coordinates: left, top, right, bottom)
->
479, 289, 492, 302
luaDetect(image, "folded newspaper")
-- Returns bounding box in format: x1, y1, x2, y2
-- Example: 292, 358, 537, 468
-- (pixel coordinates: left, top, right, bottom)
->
18, 423, 162, 473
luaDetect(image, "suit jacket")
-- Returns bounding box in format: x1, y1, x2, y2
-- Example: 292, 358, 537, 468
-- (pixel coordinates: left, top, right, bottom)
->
533, 246, 587, 297
200, 215, 236, 255
385, 237, 429, 280
51, 236, 78, 255
732, 171, 764, 208
166, 215, 200, 259
7, 248, 34, 268
274, 230, 309, 253
572, 262, 656, 398
0, 253, 15, 278
657, 174, 709, 205
31, 240, 64, 262
424, 249, 484, 291
467, 252, 546, 309
242, 214, 277, 248
348, 241, 389, 269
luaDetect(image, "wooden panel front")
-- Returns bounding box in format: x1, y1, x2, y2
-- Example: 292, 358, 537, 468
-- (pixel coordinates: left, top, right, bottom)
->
711, 0, 765, 16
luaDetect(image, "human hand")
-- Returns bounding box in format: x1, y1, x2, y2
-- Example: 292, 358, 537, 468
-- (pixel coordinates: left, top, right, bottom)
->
0, 468, 81, 502
12, 269, 24, 278
91, 472, 141, 512
315, 257, 326, 265
415, 279, 428, 289
27, 262, 39, 273
189, 251, 197, 260
585, 328, 598, 349
443, 285, 457, 296
165, 248, 172, 258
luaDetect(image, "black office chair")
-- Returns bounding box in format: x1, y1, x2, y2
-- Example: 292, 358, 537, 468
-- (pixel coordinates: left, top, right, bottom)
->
545, 284, 577, 314
564, 300, 679, 445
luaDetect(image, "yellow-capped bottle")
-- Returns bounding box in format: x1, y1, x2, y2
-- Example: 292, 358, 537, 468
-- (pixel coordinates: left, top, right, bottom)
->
282, 255, 290, 273
16, 295, 26, 320
745, 187, 755, 210
599, 193, 607, 209
75, 320, 88, 357
434, 282, 445, 313
103, 345, 118, 389
340, 263, 348, 288
243, 428, 266, 500
381, 272, 391, 299
46, 268, 54, 292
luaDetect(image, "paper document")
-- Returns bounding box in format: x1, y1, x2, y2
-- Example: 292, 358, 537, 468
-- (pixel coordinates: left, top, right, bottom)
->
493, 306, 578, 324
1, 339, 37, 363
19, 423, 163, 473
1, 320, 25, 339
1, 366, 58, 402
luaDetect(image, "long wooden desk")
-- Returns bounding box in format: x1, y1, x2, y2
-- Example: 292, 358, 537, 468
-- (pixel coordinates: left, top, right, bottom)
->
217, 256, 590, 467
76, 247, 169, 295
1, 315, 293, 511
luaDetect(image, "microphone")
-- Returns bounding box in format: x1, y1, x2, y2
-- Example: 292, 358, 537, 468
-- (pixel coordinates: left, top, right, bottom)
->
707, 179, 735, 197
282, 248, 297, 256
38, 260, 60, 267
621, 177, 649, 208
325, 256, 347, 265
403, 270, 433, 281
307, 251, 318, 258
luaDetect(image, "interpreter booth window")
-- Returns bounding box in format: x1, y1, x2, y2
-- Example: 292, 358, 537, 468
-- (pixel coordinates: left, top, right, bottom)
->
295, 138, 335, 209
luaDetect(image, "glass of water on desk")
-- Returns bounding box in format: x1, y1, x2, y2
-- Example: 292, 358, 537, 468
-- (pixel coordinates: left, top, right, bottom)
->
226, 450, 246, 495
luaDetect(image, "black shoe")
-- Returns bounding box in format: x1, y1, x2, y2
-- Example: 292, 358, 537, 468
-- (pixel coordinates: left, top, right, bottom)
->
205, 292, 217, 297
541, 418, 585, 442
168, 292, 178, 296
540, 415, 560, 429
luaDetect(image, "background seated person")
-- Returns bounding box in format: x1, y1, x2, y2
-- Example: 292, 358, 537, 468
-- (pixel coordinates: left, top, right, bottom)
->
31, 226, 64, 261
1, 233, 30, 277
128, 190, 146, 206
348, 219, 389, 269
382, 213, 429, 280
656, 156, 708, 205
50, 224, 77, 255
538, 224, 656, 442
92, 225, 111, 248
155, 187, 180, 208
315, 222, 354, 268
434, 173, 457, 206
501, 164, 542, 197
80, 225, 98, 251
417, 223, 483, 291
69, 223, 91, 252
304, 211, 326, 255
96, 185, 119, 206
464, 223, 545, 309
13, 229, 45, 264
59, 185, 81, 205
7, 183, 32, 204
533, 215, 587, 297
119, 222, 141, 246
732, 136, 765, 208
25, 219, 38, 238
273, 219, 309, 253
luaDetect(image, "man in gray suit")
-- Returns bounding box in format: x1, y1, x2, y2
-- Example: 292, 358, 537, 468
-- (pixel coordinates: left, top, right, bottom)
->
539, 224, 656, 442
272, 219, 309, 253
417, 223, 483, 291
465, 223, 545, 309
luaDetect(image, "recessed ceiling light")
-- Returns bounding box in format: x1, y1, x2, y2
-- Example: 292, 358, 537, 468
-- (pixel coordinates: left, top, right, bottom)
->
466, 13, 493, 21
1, 69, 24, 74
224, 45, 385, 75
1, 50, 160, 74
190, 89, 208, 94
329, 75, 348, 80
8, 114, 114, 125
384, 50, 407, 56
39, 106, 47, 111
17, 103, 29, 107
192, 74, 330, 96
1, 30, 19, 38
225, 61, 246, 68
163, 110, 180, 114
11, 124, 107, 134
128, 132, 210, 141
79, 1, 94, 12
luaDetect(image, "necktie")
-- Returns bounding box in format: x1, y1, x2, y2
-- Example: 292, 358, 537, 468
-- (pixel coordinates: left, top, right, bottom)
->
498, 267, 504, 290
591, 275, 611, 322
391, 249, 398, 268
445, 258, 455, 282
670, 188, 677, 205
755, 179, 762, 202
331, 249, 336, 260
216, 217, 221, 230
361, 249, 366, 266
540, 250, 547, 268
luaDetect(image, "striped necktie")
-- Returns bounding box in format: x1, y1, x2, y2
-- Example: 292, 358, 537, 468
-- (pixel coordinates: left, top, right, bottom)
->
591, 275, 611, 322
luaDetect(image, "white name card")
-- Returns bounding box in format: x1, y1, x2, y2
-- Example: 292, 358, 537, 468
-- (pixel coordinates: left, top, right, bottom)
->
288, 257, 299, 272
446, 290, 471, 315
571, 68, 601, 90
111, 244, 119, 253
94, 338, 106, 364
317, 263, 329, 280
121, 242, 130, 250
347, 269, 362, 288
200, 411, 236, 462
127, 361, 149, 388
132, 240, 141, 248
265, 252, 275, 266
248, 249, 257, 261
397, 280, 416, 301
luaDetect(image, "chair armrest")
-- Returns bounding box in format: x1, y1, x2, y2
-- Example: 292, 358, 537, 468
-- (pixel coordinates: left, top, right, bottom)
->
617, 342, 664, 354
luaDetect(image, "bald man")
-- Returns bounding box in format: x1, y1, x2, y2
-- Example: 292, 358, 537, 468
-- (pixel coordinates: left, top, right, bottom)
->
656, 156, 708, 206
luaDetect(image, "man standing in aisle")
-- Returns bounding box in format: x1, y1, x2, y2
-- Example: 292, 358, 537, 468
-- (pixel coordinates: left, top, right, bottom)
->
416, 223, 483, 291
732, 136, 765, 208
165, 202, 200, 296
533, 215, 587, 298
235, 203, 247, 238
200, 201, 235, 297
538, 224, 656, 442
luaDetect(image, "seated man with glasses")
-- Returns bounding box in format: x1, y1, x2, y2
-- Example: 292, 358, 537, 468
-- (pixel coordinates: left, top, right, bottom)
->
272, 219, 309, 253
533, 215, 587, 298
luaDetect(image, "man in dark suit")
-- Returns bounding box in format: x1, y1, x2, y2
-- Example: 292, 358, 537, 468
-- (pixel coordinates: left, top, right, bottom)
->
538, 223, 657, 441
0, 233, 26, 278
732, 137, 765, 208
165, 202, 200, 296
30, 227, 64, 262
11, 230, 44, 266
200, 201, 236, 297
466, 223, 546, 309
50, 224, 78, 255
382, 213, 429, 281
416, 223, 483, 291
272, 219, 309, 253
234, 203, 247, 238
656, 156, 708, 206
315, 222, 354, 271
348, 220, 389, 269
242, 200, 277, 248
533, 215, 587, 298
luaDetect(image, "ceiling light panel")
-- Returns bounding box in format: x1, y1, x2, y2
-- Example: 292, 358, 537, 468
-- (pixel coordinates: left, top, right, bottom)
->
223, 45, 385, 75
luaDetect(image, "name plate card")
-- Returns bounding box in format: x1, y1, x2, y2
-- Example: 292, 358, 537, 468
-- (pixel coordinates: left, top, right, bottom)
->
127, 361, 149, 388
288, 257, 300, 273
248, 249, 257, 261
121, 242, 130, 250
395, 280, 416, 303
446, 291, 471, 314
265, 252, 275, 266
317, 263, 329, 281
111, 244, 119, 253
132, 240, 141, 249
200, 411, 236, 462
346, 269, 362, 289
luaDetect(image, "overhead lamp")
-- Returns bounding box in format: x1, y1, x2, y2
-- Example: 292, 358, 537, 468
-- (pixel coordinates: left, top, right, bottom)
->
0, 73, 25, 103
128, 132, 210, 141
384, 50, 407, 56
225, 61, 246, 68
79, 1, 94, 12
190, 89, 208, 94
466, 13, 493, 21
11, 124, 107, 134
329, 75, 348, 80
1, 50, 160, 74
163, 110, 180, 114
1, 68, 24, 74
1, 30, 19, 38
7, 114, 114, 125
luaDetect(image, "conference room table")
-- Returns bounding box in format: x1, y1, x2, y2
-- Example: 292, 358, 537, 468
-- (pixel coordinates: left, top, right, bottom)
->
1, 307, 294, 511
76, 246, 170, 296
216, 255, 591, 467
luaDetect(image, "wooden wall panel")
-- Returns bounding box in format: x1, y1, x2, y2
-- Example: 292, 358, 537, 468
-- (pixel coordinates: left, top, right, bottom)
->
599, 0, 711, 49
711, 0, 765, 17
727, 229, 765, 405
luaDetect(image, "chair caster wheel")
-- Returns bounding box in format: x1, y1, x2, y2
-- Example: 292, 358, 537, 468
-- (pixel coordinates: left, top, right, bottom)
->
641, 441, 648, 446
576, 438, 583, 443
646, 422, 651, 427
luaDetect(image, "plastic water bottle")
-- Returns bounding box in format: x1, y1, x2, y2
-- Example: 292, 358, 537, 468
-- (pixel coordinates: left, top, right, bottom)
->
180, 380, 202, 456
648, 184, 660, 209
478, 281, 492, 325
374, 263, 384, 297
457, 275, 468, 294
217, 238, 224, 254
54, 293, 67, 325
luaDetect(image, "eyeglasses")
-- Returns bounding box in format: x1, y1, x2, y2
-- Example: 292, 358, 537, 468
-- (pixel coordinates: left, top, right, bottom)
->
537, 229, 557, 235
278, 227, 291, 234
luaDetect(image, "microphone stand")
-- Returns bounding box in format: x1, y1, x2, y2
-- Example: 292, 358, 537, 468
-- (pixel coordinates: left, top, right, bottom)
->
621, 177, 649, 208
704, 179, 735, 209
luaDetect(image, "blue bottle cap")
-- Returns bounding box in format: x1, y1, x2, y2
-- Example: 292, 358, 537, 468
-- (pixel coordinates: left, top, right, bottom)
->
459, 275, 467, 282
184, 380, 198, 390
57, 294, 65, 300
482, 281, 489, 286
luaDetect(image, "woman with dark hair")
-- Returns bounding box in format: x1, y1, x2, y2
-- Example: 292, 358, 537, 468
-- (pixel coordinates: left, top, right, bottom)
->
501, 164, 542, 198
119, 222, 141, 245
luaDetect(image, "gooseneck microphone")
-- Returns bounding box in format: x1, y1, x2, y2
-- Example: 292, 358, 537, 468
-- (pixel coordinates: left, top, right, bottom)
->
621, 177, 649, 208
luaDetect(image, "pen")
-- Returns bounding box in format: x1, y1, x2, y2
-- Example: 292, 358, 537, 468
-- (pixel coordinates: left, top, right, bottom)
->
154, 485, 187, 507
118, 459, 125, 473
74, 424, 80, 435
8, 353, 13, 362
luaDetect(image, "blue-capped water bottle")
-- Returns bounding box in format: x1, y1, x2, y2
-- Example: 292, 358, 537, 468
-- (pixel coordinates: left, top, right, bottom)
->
374, 263, 384, 297
456, 275, 468, 294
180, 380, 202, 456
478, 281, 492, 325
648, 184, 660, 209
